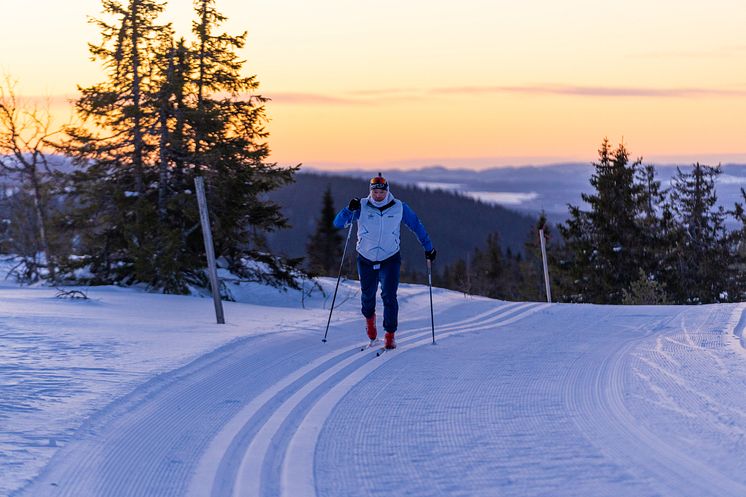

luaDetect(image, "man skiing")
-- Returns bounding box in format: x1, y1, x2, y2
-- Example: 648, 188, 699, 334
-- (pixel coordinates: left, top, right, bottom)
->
334, 173, 436, 350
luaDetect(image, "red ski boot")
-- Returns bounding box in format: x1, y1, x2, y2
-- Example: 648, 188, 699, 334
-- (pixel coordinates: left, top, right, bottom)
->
365, 314, 377, 341
384, 331, 397, 349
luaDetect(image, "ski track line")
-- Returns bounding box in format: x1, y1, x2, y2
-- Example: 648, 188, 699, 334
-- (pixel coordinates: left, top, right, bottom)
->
15, 325, 356, 497
568, 305, 746, 497
226, 301, 539, 497
15, 333, 252, 497
278, 303, 551, 497
318, 306, 656, 497
187, 300, 530, 497
13, 300, 536, 497
15, 300, 523, 497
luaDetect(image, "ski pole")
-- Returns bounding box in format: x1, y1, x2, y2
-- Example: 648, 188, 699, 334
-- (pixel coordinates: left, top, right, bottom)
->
322, 222, 354, 343
427, 259, 436, 345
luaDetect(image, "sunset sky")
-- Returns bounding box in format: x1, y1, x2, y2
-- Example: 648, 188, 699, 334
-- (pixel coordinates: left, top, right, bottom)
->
3, 0, 746, 170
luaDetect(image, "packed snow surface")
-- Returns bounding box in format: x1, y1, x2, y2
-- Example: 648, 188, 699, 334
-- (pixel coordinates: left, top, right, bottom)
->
3, 270, 746, 496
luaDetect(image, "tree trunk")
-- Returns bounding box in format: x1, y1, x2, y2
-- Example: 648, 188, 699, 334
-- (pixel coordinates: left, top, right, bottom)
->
130, 0, 144, 195
193, 0, 209, 175
28, 169, 55, 280
158, 46, 174, 222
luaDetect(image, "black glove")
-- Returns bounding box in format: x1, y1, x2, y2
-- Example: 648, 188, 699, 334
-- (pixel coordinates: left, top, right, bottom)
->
348, 197, 361, 211
425, 248, 437, 261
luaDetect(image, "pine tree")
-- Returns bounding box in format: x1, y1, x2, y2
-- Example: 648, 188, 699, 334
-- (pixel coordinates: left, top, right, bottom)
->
730, 188, 746, 300
622, 269, 669, 305
667, 163, 730, 302
60, 0, 299, 291
147, 34, 204, 292
187, 0, 298, 286
558, 139, 648, 303
446, 258, 471, 295
470, 232, 508, 299
518, 212, 550, 301
632, 163, 672, 301
61, 0, 169, 285
306, 186, 343, 275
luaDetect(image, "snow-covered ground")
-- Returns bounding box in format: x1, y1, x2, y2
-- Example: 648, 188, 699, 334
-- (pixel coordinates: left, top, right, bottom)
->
3, 264, 746, 496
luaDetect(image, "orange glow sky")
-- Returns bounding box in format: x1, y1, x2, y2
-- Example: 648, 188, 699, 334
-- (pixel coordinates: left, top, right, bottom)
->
3, 0, 746, 170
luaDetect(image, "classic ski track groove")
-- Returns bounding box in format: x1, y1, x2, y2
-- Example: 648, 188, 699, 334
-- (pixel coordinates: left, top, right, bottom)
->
17, 301, 746, 497
186, 300, 530, 497
278, 303, 551, 497
19, 328, 320, 497
230, 301, 542, 497
19, 299, 529, 497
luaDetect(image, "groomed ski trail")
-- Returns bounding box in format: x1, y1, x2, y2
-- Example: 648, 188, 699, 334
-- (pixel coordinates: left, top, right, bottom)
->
16, 300, 746, 497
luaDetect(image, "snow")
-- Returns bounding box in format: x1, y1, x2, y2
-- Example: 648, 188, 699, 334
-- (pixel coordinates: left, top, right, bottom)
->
3, 262, 746, 496
463, 190, 540, 206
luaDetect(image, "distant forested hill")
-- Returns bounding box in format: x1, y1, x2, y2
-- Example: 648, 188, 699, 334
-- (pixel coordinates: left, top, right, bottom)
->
265, 172, 539, 275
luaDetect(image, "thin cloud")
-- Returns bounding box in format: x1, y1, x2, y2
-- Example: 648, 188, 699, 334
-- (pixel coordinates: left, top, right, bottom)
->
432, 84, 746, 98
26, 83, 746, 111
269, 84, 746, 103
635, 44, 746, 59
267, 92, 367, 105
268, 89, 425, 105
346, 88, 419, 97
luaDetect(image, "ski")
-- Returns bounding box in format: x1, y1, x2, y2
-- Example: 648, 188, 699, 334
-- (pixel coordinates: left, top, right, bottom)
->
375, 346, 395, 357
360, 339, 381, 351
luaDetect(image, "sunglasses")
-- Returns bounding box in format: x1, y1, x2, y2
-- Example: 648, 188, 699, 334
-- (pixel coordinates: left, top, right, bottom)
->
370, 176, 388, 190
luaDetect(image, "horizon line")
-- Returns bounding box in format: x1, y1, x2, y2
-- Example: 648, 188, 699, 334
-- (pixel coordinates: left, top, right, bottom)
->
293, 153, 746, 172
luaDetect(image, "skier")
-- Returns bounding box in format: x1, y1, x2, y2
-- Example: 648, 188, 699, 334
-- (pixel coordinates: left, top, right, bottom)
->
334, 173, 436, 349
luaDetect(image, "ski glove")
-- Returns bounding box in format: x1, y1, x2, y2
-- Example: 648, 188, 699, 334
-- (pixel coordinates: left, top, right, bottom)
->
425, 248, 437, 261
348, 197, 361, 211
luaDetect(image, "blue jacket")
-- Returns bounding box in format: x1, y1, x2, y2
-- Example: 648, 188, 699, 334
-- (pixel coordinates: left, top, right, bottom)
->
334, 193, 433, 262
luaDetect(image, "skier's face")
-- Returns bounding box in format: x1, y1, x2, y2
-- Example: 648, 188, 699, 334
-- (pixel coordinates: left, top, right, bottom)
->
370, 188, 387, 202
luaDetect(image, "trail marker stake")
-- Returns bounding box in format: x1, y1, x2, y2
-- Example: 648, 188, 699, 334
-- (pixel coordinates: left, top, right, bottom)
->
539, 228, 552, 303
195, 176, 225, 324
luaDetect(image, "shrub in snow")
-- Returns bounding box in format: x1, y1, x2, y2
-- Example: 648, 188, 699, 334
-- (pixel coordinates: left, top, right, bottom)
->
622, 270, 669, 305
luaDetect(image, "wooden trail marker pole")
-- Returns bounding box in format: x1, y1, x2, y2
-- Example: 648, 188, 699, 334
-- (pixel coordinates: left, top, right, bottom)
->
539, 227, 552, 303
195, 176, 225, 324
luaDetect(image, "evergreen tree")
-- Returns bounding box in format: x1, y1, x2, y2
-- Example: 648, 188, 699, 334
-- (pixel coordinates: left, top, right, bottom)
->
503, 247, 524, 300
306, 186, 343, 275
60, 0, 298, 291
470, 232, 512, 299
437, 233, 529, 300
187, 0, 298, 286
730, 188, 746, 300
60, 0, 169, 285
632, 163, 672, 300
667, 163, 730, 302
443, 257, 471, 295
558, 139, 647, 303
518, 212, 551, 301
622, 269, 669, 305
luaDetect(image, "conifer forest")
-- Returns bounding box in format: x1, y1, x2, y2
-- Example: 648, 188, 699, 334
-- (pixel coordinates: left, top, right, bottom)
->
1, 1, 745, 306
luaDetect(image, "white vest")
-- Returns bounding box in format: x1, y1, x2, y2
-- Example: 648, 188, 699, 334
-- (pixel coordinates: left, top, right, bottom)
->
356, 197, 403, 261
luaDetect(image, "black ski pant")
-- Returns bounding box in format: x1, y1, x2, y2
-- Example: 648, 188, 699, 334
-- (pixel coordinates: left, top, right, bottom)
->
357, 252, 401, 333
